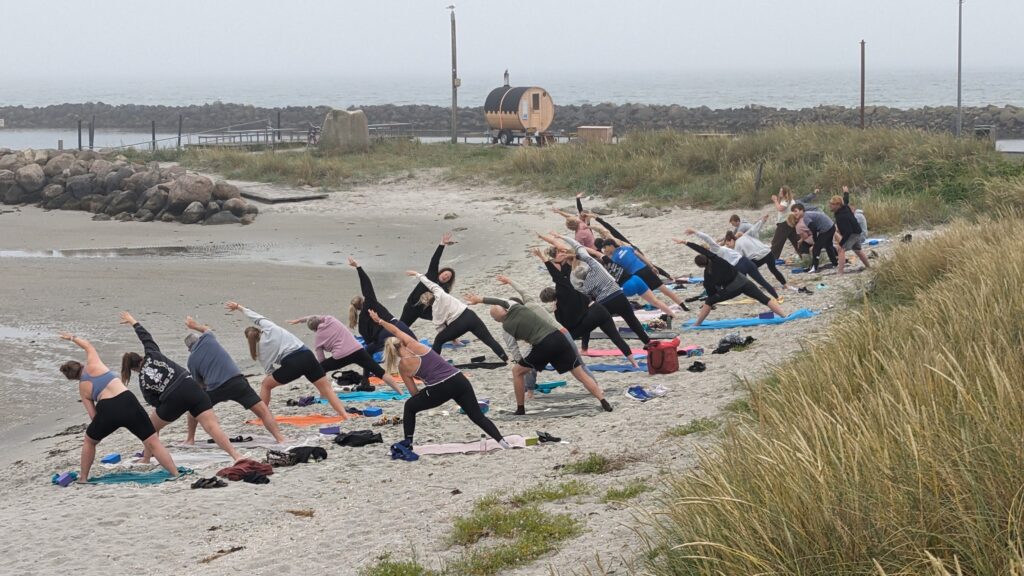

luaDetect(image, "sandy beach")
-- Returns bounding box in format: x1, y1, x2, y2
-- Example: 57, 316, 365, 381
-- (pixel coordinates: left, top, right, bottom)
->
0, 171, 887, 575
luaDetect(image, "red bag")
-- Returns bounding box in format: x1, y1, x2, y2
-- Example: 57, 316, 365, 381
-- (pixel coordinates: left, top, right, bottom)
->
646, 337, 680, 375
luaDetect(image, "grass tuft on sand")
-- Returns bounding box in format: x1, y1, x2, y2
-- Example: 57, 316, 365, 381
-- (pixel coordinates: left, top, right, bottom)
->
644, 214, 1024, 575
603, 480, 652, 503
664, 418, 720, 438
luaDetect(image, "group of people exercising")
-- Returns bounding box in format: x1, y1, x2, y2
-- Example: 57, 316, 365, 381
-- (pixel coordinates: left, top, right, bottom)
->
58, 187, 867, 481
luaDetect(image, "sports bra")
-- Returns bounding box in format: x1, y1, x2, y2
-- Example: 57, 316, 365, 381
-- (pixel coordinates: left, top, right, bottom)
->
81, 370, 117, 402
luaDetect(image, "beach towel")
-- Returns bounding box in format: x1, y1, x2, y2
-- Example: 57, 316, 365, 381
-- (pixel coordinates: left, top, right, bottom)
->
583, 363, 647, 373
535, 380, 567, 394
247, 414, 347, 427
125, 451, 233, 469
684, 308, 817, 330
581, 348, 647, 357
317, 391, 411, 404
367, 375, 425, 386
87, 467, 193, 485
415, 435, 528, 456
493, 389, 619, 420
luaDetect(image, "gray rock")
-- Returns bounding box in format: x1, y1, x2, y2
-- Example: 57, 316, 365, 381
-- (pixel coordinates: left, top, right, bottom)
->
0, 170, 15, 198
140, 186, 168, 212
0, 154, 22, 172
33, 149, 50, 165
42, 184, 65, 200
104, 168, 130, 194
206, 201, 220, 213
114, 212, 134, 222
3, 185, 26, 205
15, 164, 46, 193
77, 150, 100, 162
135, 209, 155, 222
62, 197, 84, 211
82, 194, 110, 214
0, 148, 10, 156
179, 201, 206, 224
160, 165, 186, 180
203, 211, 241, 225
89, 159, 113, 182
66, 174, 98, 199
443, 212, 458, 220
167, 174, 213, 213
43, 153, 76, 177
68, 160, 90, 177
44, 193, 68, 210
91, 213, 112, 221
160, 212, 177, 223
243, 203, 259, 215
125, 169, 161, 194
240, 214, 257, 225
212, 180, 241, 201
105, 190, 138, 215
222, 197, 247, 216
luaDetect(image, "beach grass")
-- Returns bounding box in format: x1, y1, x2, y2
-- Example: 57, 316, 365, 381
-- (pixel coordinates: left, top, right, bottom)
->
603, 480, 652, 503
562, 453, 629, 475
154, 125, 1024, 232
664, 418, 720, 438
643, 214, 1024, 575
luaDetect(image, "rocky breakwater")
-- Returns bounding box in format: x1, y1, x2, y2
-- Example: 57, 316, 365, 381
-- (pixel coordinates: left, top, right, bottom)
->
0, 148, 259, 225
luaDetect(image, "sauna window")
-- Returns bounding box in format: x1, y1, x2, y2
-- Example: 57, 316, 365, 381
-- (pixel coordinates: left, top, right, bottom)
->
532, 93, 540, 111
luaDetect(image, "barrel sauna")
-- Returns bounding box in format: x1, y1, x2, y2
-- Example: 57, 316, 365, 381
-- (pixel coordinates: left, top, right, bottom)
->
484, 86, 555, 145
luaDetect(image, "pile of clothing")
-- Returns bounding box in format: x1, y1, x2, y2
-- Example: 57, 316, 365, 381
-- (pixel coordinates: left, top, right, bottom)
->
216, 458, 274, 484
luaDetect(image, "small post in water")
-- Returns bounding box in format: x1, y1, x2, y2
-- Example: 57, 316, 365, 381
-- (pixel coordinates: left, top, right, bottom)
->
77, 119, 83, 151
177, 114, 183, 149
89, 116, 95, 150
276, 110, 281, 141
151, 120, 157, 152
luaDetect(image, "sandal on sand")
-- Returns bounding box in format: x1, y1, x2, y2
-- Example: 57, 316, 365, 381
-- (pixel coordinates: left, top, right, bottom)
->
390, 415, 402, 425
191, 477, 227, 489
371, 416, 389, 427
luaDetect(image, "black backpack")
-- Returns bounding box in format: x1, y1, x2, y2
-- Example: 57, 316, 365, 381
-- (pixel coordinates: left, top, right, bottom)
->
333, 429, 383, 447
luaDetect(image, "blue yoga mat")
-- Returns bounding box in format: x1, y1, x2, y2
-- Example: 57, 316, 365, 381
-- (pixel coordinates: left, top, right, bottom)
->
684, 308, 817, 330
88, 467, 193, 485
535, 380, 567, 394
587, 362, 647, 372
317, 391, 411, 404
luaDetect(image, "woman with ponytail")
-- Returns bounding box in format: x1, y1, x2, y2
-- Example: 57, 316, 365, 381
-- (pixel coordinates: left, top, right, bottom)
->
347, 257, 416, 362
371, 309, 507, 459
118, 311, 244, 464
225, 302, 353, 419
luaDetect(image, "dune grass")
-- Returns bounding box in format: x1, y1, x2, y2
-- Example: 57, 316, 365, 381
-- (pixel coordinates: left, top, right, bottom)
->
158, 125, 1022, 232
644, 215, 1024, 575
664, 418, 720, 438
604, 480, 652, 503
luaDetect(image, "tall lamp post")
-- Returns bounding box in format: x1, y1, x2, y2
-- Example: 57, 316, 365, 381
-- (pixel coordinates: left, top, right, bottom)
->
448, 5, 459, 144
956, 0, 964, 137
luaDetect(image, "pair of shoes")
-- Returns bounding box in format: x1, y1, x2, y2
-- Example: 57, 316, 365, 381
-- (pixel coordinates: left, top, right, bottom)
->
371, 416, 389, 427
798, 286, 814, 295
649, 385, 668, 397
807, 267, 818, 274
390, 440, 419, 462
208, 435, 253, 444
345, 407, 364, 415
687, 361, 706, 372
190, 477, 227, 489
537, 431, 561, 443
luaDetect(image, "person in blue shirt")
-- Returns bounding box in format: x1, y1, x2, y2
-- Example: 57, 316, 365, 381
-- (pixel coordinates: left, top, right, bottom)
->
595, 237, 684, 317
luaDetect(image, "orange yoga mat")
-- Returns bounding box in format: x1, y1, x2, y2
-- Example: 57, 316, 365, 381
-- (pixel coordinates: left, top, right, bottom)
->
367, 375, 425, 386
246, 414, 347, 427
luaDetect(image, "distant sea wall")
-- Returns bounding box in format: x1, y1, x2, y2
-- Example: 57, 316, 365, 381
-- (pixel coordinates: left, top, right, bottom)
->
2, 102, 1024, 137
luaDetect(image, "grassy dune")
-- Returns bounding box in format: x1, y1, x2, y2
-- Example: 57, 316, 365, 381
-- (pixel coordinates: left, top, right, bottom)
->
644, 216, 1024, 575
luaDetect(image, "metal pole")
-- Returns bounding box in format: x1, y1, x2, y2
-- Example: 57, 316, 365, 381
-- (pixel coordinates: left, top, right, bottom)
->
177, 114, 183, 149
956, 0, 963, 137
151, 120, 157, 152
276, 110, 282, 141
450, 8, 458, 144
89, 115, 95, 150
77, 120, 82, 151
860, 40, 866, 129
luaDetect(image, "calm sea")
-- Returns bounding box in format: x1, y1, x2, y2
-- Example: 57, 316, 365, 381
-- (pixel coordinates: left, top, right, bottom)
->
2, 69, 1022, 150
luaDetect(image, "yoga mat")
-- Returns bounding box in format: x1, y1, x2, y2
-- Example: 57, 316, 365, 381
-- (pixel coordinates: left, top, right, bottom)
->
453, 362, 507, 370
248, 414, 347, 427
684, 308, 817, 330
172, 435, 320, 450
584, 363, 647, 373
581, 348, 647, 357
368, 375, 425, 386
88, 467, 193, 485
493, 389, 620, 420
535, 380, 567, 394
419, 338, 470, 349
317, 391, 410, 404
124, 451, 233, 469
415, 435, 528, 456
587, 329, 678, 340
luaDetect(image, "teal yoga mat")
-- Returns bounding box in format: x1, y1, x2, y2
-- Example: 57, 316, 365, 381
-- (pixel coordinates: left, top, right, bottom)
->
317, 391, 411, 404
87, 467, 193, 485
684, 308, 817, 330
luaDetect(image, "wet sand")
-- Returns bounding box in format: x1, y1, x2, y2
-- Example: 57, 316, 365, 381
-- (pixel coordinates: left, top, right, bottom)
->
0, 173, 886, 575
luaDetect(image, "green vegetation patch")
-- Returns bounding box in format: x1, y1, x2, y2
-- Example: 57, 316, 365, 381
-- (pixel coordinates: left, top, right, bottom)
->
664, 418, 720, 438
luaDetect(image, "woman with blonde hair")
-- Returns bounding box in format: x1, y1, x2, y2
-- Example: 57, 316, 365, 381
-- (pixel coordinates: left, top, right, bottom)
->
347, 257, 416, 363
225, 302, 352, 420
373, 309, 507, 458
770, 186, 818, 259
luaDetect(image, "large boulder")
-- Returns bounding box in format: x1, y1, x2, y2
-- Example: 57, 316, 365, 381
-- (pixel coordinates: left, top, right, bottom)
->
222, 197, 247, 216
179, 201, 206, 224
104, 166, 134, 194
318, 109, 369, 153
125, 169, 162, 194
15, 163, 46, 193
33, 149, 50, 165
105, 190, 138, 215
203, 211, 241, 225
212, 180, 241, 201
41, 184, 65, 200
0, 154, 22, 172
66, 174, 98, 199
76, 150, 100, 162
89, 158, 113, 182
3, 185, 26, 204
160, 165, 186, 180
44, 192, 68, 210
43, 153, 76, 177
68, 160, 91, 177
81, 194, 109, 214
0, 170, 15, 198
134, 209, 155, 222
243, 203, 259, 215
140, 185, 168, 212
167, 174, 213, 213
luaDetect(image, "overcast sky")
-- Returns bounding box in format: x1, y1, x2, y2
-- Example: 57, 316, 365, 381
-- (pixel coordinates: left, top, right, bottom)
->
3, 0, 1020, 81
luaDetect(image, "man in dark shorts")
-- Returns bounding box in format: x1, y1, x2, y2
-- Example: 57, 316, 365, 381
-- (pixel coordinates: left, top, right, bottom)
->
464, 281, 613, 415
184, 316, 286, 444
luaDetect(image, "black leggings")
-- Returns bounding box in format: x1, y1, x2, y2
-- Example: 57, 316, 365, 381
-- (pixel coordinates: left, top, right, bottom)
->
812, 226, 839, 268
403, 373, 503, 443
320, 348, 385, 379
399, 300, 432, 327
571, 304, 632, 356
770, 222, 800, 259
599, 292, 650, 344
753, 254, 787, 287
735, 257, 779, 299
707, 276, 771, 307
433, 309, 507, 361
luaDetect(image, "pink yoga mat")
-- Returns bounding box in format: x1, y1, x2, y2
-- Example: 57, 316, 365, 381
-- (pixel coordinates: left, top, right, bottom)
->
582, 348, 647, 357
414, 435, 528, 455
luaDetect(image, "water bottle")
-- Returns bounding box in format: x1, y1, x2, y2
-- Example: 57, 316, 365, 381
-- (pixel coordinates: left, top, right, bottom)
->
480, 434, 486, 454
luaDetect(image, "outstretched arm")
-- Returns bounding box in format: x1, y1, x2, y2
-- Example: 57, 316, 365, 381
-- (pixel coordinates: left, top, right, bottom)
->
496, 274, 531, 303
352, 259, 379, 306
684, 241, 716, 259
594, 217, 631, 245
425, 233, 452, 279
692, 230, 724, 255
59, 332, 99, 362
575, 192, 585, 215
746, 215, 768, 238
226, 302, 271, 330
367, 309, 422, 350
120, 311, 160, 355
185, 316, 210, 334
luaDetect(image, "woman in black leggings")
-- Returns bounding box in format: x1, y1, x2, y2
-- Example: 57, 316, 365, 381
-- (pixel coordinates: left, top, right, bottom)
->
372, 310, 507, 457
683, 243, 786, 326
406, 270, 508, 362
532, 247, 639, 368
399, 232, 456, 328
